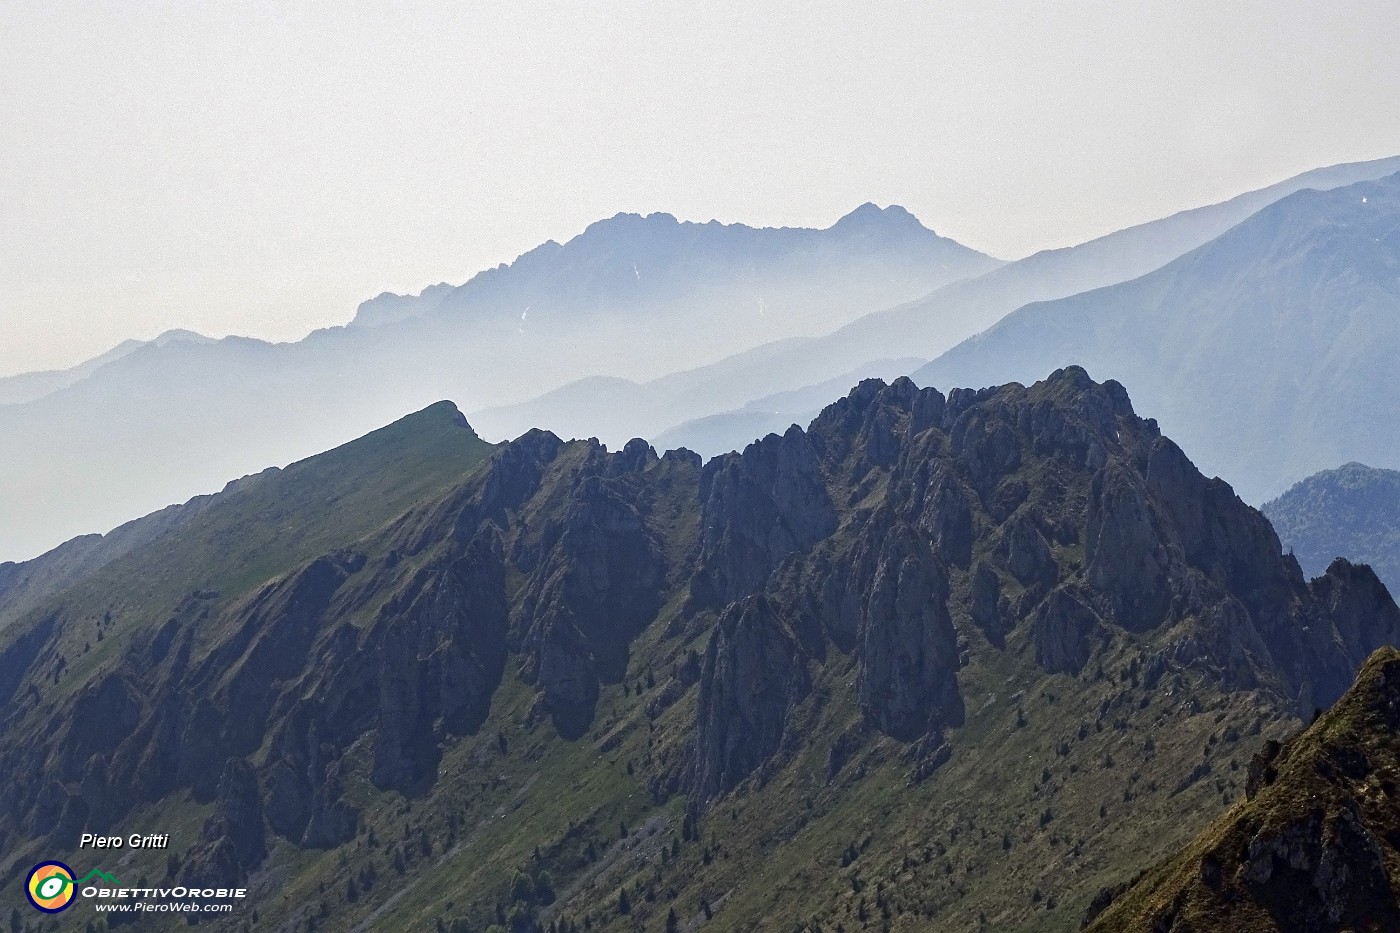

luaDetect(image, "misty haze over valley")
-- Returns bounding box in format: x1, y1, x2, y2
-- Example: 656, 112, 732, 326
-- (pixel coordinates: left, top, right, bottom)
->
3, 156, 1400, 564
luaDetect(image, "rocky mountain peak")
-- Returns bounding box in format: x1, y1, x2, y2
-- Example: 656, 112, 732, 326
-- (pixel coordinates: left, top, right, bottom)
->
2, 371, 1397, 931
831, 202, 931, 236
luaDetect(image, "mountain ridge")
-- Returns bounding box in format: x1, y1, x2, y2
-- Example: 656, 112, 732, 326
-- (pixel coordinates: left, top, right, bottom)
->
1264, 462, 1400, 598
918, 170, 1400, 503
349, 202, 990, 329
0, 399, 495, 635
478, 154, 1400, 458
2, 368, 1397, 931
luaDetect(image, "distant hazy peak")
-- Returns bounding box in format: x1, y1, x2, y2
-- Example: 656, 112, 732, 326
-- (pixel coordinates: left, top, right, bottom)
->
0, 327, 218, 407
830, 202, 930, 234
150, 328, 213, 344
582, 210, 681, 233
350, 202, 984, 328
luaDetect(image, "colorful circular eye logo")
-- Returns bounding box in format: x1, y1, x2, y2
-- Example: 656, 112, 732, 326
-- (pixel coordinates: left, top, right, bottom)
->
26, 861, 76, 913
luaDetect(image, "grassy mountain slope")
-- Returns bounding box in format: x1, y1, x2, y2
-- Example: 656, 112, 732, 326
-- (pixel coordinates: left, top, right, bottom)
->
0, 398, 495, 658
1085, 645, 1400, 932
1264, 462, 1400, 597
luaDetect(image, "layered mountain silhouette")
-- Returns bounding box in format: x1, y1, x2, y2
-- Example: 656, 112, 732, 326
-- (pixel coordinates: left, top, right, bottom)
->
0, 328, 213, 406
1264, 462, 1400, 598
6, 156, 1400, 565
1, 369, 1396, 931
479, 155, 1400, 456
350, 203, 995, 334
919, 171, 1400, 504
0, 205, 996, 564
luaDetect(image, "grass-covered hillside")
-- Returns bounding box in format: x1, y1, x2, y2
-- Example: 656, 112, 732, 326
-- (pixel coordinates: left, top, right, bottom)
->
1085, 645, 1400, 932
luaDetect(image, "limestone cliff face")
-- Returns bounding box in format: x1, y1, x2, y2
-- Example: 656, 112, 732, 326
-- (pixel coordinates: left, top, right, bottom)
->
689, 426, 836, 611
693, 596, 809, 803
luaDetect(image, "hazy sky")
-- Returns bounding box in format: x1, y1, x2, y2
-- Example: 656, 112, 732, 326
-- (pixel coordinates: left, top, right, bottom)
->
3, 0, 1397, 377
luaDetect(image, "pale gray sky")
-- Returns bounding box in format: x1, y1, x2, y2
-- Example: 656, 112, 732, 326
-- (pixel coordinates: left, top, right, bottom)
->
2, 0, 1397, 377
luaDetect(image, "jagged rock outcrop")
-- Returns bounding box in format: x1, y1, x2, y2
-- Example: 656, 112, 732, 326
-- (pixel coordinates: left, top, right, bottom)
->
689, 427, 836, 610
371, 528, 509, 790
182, 758, 267, 884
856, 522, 961, 739
2, 365, 1399, 913
968, 560, 1007, 645
680, 368, 1400, 803
693, 596, 810, 803
514, 442, 671, 734
1032, 586, 1103, 675
1085, 462, 1174, 631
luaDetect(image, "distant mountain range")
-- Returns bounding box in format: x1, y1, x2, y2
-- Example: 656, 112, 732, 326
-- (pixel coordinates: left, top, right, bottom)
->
5, 154, 1400, 566
0, 328, 212, 406
2, 369, 1396, 931
350, 202, 999, 335
488, 155, 1400, 455
1263, 462, 1400, 597
918, 170, 1400, 503
0, 204, 996, 563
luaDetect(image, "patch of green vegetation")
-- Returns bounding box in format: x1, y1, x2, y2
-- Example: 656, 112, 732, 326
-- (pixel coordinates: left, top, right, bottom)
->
3, 401, 496, 703
1086, 646, 1400, 932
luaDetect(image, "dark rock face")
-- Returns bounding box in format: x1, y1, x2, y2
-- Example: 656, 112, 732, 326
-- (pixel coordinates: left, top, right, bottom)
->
856, 522, 960, 739
968, 560, 1006, 646
371, 528, 508, 790
1032, 586, 1103, 675
690, 427, 836, 610
183, 759, 266, 884
1296, 559, 1400, 713
302, 759, 358, 849
1085, 463, 1173, 631
693, 596, 809, 803
514, 444, 670, 735
2, 365, 1398, 876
